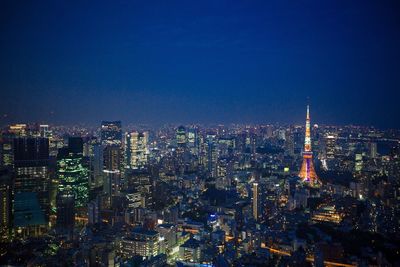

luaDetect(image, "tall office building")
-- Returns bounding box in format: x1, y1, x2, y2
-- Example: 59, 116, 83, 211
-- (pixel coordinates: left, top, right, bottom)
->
39, 124, 51, 138
103, 169, 121, 200
325, 133, 337, 160
56, 190, 75, 237
369, 142, 378, 158
298, 105, 321, 187
104, 145, 122, 171
0, 169, 12, 239
91, 144, 104, 188
293, 130, 303, 156
187, 127, 199, 155
0, 124, 30, 168
125, 131, 149, 170
83, 137, 97, 157
57, 137, 89, 209
216, 158, 233, 190
99, 121, 123, 203
13, 137, 50, 222
88, 199, 100, 225
198, 134, 206, 167
101, 121, 122, 147
252, 182, 260, 221
175, 126, 187, 174
218, 136, 235, 157
103, 145, 122, 203
285, 130, 295, 156
324, 133, 338, 170
206, 133, 218, 178
355, 154, 363, 172
266, 125, 273, 139
0, 132, 14, 168
176, 126, 187, 148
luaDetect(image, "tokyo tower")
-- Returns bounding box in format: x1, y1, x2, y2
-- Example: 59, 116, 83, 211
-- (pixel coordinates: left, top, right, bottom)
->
298, 105, 321, 186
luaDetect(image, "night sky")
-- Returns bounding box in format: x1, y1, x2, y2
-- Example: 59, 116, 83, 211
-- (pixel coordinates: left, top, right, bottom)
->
1, 1, 399, 127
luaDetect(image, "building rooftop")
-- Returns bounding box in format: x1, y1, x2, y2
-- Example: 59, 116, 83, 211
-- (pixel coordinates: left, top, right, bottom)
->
131, 227, 159, 236
181, 238, 200, 249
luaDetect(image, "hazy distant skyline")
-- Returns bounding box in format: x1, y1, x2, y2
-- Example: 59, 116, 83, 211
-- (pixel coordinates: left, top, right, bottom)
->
1, 1, 399, 128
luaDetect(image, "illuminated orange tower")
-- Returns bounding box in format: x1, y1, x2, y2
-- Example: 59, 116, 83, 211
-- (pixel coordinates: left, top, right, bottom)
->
298, 105, 321, 186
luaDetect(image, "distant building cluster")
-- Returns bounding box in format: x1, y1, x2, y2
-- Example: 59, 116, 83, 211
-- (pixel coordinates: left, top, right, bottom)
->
0, 107, 400, 266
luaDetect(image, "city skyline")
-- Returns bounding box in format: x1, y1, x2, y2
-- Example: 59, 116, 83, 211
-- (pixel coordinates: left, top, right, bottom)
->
1, 1, 400, 128
1, 105, 400, 265
1, 1, 400, 266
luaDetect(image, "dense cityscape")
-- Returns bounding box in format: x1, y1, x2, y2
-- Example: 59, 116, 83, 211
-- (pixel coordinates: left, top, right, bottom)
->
1, 1, 400, 266
1, 105, 399, 266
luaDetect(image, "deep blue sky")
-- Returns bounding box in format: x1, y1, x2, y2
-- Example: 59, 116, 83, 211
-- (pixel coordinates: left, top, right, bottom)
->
0, 1, 399, 127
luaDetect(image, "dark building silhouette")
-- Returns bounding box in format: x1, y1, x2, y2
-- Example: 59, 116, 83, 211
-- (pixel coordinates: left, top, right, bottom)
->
13, 137, 50, 224
68, 137, 83, 155
56, 190, 75, 237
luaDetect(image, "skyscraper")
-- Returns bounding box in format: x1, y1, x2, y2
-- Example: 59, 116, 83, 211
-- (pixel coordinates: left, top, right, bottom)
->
298, 105, 321, 186
56, 190, 75, 237
103, 145, 122, 203
100, 121, 123, 202
216, 158, 233, 190
369, 142, 378, 158
39, 124, 51, 138
91, 144, 104, 188
88, 199, 100, 225
0, 132, 14, 168
0, 169, 12, 239
104, 145, 122, 171
187, 127, 199, 155
206, 133, 218, 178
325, 133, 337, 160
101, 121, 122, 147
252, 182, 260, 221
125, 131, 149, 170
13, 137, 50, 222
176, 126, 186, 148
57, 137, 89, 209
